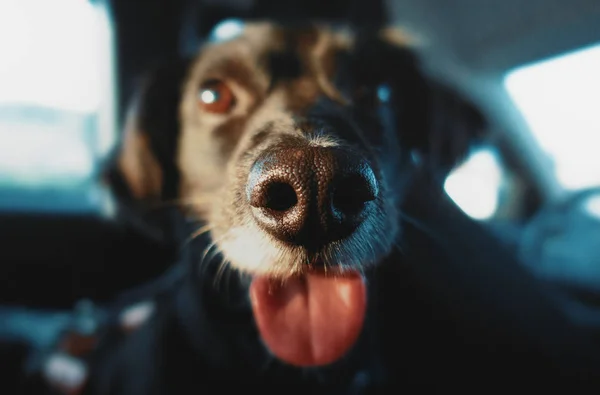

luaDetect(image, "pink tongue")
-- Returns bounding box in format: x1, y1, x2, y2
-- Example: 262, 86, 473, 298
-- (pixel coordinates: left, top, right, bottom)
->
249, 272, 366, 367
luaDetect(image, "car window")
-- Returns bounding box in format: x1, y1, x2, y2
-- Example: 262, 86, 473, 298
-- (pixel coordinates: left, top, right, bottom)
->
0, 0, 116, 215
444, 146, 506, 221
505, 43, 600, 191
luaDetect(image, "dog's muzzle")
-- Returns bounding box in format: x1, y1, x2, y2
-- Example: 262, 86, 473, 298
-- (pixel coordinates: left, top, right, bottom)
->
246, 144, 377, 367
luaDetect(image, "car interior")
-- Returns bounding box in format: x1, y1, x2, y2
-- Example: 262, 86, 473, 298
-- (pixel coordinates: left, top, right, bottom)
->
2, 0, 600, 392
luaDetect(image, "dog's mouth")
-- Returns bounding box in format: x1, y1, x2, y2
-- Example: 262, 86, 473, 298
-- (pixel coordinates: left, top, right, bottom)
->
220, 142, 391, 366
249, 266, 366, 367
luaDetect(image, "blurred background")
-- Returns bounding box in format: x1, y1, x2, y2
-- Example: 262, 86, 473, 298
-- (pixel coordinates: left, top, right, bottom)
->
1, 0, 600, 391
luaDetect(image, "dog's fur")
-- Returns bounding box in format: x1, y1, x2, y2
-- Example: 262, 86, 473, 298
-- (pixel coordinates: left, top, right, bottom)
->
110, 21, 483, 259
85, 21, 540, 394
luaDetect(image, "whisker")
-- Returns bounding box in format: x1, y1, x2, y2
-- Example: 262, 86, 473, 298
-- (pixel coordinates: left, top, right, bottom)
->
197, 240, 220, 277
398, 211, 436, 239
183, 224, 214, 247
222, 259, 237, 295
213, 257, 231, 290
204, 243, 223, 269
197, 229, 234, 279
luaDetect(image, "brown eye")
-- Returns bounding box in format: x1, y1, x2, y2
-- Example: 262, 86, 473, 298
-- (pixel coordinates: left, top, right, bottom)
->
198, 79, 235, 114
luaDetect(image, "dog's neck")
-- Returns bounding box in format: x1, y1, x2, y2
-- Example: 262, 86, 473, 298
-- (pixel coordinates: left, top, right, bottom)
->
174, 232, 262, 367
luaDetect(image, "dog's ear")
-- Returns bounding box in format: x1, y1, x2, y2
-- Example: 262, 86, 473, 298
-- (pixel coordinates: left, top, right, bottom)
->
379, 28, 488, 172
104, 59, 191, 203
116, 98, 163, 200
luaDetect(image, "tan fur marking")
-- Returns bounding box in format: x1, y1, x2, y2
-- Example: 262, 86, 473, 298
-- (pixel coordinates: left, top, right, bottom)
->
379, 26, 420, 48
119, 132, 163, 199
309, 30, 349, 105
118, 106, 163, 199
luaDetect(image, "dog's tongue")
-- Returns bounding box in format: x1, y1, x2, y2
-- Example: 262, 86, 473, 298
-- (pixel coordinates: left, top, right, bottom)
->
249, 272, 366, 367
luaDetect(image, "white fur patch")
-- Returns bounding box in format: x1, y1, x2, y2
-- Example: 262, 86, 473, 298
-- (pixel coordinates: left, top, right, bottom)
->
307, 134, 342, 148
217, 220, 295, 276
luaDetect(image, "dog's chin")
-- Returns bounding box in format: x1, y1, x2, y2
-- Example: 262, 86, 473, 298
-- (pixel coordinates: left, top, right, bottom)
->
212, 215, 396, 368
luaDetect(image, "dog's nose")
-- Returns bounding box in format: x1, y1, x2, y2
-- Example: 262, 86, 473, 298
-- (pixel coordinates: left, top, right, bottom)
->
246, 146, 378, 247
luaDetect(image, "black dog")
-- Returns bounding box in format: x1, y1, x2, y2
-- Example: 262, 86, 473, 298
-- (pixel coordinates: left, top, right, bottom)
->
84, 21, 600, 394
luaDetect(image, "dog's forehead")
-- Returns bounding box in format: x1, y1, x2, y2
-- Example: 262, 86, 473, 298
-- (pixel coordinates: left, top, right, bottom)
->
190, 22, 417, 88
191, 22, 353, 79
209, 21, 352, 54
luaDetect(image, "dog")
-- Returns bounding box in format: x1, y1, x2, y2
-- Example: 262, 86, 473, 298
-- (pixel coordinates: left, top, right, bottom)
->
81, 20, 600, 394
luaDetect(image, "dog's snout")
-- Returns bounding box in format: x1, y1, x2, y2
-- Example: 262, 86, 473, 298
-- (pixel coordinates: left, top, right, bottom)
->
246, 146, 378, 247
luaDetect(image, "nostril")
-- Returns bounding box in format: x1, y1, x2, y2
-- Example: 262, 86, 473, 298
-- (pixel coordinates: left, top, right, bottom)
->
262, 182, 298, 212
247, 147, 380, 246
332, 173, 378, 215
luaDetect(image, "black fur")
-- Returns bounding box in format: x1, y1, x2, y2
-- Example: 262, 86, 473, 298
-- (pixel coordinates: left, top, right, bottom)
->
86, 28, 600, 395
84, 175, 600, 394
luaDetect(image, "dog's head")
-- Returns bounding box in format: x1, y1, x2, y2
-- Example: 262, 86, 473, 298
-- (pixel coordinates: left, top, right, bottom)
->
113, 21, 485, 368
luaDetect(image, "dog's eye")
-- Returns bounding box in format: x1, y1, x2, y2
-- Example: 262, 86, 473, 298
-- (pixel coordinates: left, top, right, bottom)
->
198, 80, 236, 114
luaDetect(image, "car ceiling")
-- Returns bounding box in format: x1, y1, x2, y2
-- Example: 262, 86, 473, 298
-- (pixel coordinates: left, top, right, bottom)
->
176, 0, 600, 76
385, 0, 600, 202
386, 0, 600, 74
